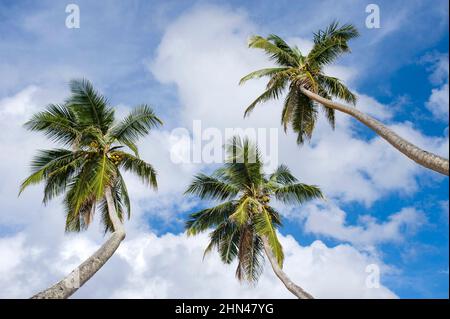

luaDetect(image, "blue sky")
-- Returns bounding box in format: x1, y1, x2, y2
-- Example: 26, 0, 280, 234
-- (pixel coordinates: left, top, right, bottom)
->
0, 0, 448, 298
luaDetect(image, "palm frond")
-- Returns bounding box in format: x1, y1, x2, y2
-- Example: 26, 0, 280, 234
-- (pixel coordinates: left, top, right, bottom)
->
92, 152, 116, 200
64, 188, 96, 233
313, 21, 359, 44
254, 208, 284, 267
225, 136, 263, 188
117, 170, 131, 219
239, 67, 289, 85
317, 74, 357, 104
98, 197, 114, 234
66, 79, 114, 133
120, 153, 157, 189
236, 226, 264, 282
274, 183, 323, 204
110, 104, 162, 146
19, 149, 84, 195
64, 159, 98, 223
268, 164, 298, 185
267, 34, 301, 59
24, 104, 81, 146
248, 35, 299, 67
186, 201, 237, 235
281, 85, 300, 131
317, 87, 336, 129
265, 206, 282, 227
291, 94, 318, 144
308, 22, 359, 67
98, 185, 125, 234
185, 173, 239, 201
229, 196, 254, 226
243, 74, 288, 117
121, 140, 140, 157
42, 156, 85, 204
204, 220, 240, 263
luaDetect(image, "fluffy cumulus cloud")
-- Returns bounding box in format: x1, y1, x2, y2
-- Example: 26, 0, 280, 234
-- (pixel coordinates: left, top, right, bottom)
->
425, 53, 449, 120
427, 82, 449, 119
289, 203, 426, 249
0, 230, 396, 299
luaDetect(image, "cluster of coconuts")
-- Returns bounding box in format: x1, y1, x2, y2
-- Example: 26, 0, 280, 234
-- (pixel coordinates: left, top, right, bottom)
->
259, 194, 270, 204
87, 141, 123, 165
110, 153, 123, 166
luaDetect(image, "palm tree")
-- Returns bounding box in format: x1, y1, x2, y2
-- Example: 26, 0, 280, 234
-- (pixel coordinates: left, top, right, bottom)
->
240, 22, 449, 176
185, 136, 323, 299
19, 79, 162, 299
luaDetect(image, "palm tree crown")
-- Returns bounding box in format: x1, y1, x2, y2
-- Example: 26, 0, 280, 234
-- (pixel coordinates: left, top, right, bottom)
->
240, 22, 359, 144
19, 79, 162, 233
185, 137, 323, 282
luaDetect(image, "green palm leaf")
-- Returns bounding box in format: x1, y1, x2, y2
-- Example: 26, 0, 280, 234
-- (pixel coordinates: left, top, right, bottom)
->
309, 22, 359, 67
292, 94, 318, 144
186, 201, 237, 235
317, 74, 357, 104
274, 183, 323, 204
225, 136, 263, 187
19, 149, 84, 195
204, 220, 240, 263
110, 104, 162, 146
24, 104, 81, 146
236, 226, 264, 282
185, 173, 239, 201
66, 79, 114, 133
120, 153, 158, 189
254, 207, 284, 267
239, 67, 289, 85
248, 35, 299, 67
243, 74, 288, 117
268, 164, 298, 185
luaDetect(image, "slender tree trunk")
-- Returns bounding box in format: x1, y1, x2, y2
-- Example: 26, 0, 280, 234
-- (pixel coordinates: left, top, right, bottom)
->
31, 187, 125, 299
261, 236, 313, 299
300, 87, 449, 176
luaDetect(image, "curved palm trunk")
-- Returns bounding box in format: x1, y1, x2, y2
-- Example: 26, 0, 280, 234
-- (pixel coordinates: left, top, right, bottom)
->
300, 87, 449, 176
262, 236, 313, 299
31, 187, 125, 299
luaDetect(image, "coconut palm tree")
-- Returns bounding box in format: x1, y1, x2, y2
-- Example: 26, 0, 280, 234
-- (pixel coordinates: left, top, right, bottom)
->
185, 136, 323, 299
240, 22, 449, 176
19, 79, 162, 299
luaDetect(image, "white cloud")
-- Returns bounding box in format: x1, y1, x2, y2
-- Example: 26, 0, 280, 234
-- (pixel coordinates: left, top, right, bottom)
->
0, 86, 56, 228
424, 53, 449, 120
0, 230, 396, 299
0, 86, 38, 116
424, 53, 449, 85
427, 83, 449, 120
293, 203, 425, 249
